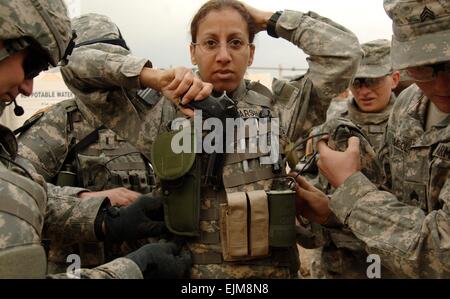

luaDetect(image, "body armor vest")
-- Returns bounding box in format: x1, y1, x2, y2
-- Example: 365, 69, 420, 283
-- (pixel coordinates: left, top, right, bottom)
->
154, 82, 300, 278
48, 99, 156, 271
57, 99, 155, 193
0, 125, 47, 278
345, 96, 394, 153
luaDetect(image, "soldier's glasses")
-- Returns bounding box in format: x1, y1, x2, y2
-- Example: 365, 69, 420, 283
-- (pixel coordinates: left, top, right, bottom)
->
351, 76, 387, 90
192, 38, 252, 53
2, 39, 50, 80
22, 47, 50, 80
406, 62, 450, 82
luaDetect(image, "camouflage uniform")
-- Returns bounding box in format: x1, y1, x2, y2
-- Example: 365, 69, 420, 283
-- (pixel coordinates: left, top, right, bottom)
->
330, 39, 396, 154
63, 10, 361, 278
327, 0, 450, 278
305, 40, 399, 278
17, 14, 156, 273
0, 0, 142, 279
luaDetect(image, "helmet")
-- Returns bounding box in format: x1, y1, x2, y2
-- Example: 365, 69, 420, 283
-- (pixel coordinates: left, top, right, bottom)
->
0, 0, 74, 67
72, 13, 130, 50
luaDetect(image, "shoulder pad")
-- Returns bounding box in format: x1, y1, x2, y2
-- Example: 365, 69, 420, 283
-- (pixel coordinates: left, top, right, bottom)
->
14, 112, 45, 136
246, 80, 273, 101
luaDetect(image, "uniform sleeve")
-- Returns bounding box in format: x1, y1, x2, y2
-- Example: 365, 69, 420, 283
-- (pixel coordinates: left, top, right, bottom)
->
273, 10, 362, 143
43, 193, 107, 247
61, 45, 163, 159
276, 10, 361, 99
48, 257, 143, 279
330, 172, 450, 278
61, 45, 151, 92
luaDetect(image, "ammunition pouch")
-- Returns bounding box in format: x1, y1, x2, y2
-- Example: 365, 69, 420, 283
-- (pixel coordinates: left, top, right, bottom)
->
220, 187, 297, 262
152, 129, 201, 237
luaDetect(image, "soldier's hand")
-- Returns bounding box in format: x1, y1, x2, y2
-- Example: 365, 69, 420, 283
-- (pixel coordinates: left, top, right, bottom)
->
79, 187, 141, 207
140, 67, 213, 117
241, 2, 274, 33
98, 195, 168, 242
317, 137, 361, 188
290, 173, 331, 225
126, 242, 191, 279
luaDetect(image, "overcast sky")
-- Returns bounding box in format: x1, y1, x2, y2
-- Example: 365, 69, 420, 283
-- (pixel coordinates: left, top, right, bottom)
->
80, 0, 393, 73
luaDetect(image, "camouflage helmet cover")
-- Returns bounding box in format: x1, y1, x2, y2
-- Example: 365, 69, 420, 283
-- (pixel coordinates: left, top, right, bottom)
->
384, 0, 450, 69
72, 13, 125, 45
356, 39, 392, 78
0, 0, 72, 66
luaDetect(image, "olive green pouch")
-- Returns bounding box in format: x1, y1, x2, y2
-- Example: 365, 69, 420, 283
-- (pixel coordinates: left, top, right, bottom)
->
267, 190, 297, 247
152, 129, 200, 237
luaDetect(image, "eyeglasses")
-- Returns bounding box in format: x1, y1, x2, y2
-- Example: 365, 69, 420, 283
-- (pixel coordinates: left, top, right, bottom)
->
192, 38, 251, 53
351, 76, 387, 90
406, 62, 450, 82
2, 39, 50, 80
22, 47, 50, 80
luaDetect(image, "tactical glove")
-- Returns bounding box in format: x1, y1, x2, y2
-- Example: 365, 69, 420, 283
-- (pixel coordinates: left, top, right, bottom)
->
96, 195, 168, 242
126, 242, 192, 279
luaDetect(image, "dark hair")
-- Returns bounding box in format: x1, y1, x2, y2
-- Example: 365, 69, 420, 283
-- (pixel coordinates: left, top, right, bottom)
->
191, 0, 256, 43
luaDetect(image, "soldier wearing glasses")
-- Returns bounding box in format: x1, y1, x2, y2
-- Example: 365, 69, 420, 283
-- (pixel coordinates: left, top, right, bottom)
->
293, 0, 450, 278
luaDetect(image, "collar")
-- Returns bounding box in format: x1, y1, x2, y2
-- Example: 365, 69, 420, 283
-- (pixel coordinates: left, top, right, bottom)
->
347, 94, 395, 125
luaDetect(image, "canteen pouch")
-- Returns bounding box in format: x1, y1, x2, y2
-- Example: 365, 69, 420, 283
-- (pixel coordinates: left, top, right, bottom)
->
152, 129, 200, 237
267, 189, 297, 247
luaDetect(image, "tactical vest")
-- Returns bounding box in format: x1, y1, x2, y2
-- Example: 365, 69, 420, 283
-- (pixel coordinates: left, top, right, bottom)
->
344, 97, 394, 153
153, 81, 300, 279
48, 99, 155, 270
0, 125, 47, 278
56, 99, 155, 193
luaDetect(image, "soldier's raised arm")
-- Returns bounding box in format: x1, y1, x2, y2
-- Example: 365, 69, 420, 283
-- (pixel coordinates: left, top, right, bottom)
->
242, 3, 362, 141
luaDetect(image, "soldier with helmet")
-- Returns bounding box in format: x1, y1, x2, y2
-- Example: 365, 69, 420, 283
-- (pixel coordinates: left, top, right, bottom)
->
16, 13, 163, 274
0, 0, 195, 279
294, 0, 450, 278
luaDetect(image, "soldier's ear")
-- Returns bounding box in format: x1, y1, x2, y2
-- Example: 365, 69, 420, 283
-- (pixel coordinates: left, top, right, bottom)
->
190, 43, 197, 66
248, 44, 255, 66
391, 71, 401, 90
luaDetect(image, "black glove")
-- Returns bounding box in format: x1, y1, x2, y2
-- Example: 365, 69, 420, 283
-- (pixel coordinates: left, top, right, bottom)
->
126, 242, 192, 279
96, 195, 168, 242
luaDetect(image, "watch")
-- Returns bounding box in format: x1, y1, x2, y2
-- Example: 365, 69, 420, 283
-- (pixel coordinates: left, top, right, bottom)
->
267, 11, 283, 38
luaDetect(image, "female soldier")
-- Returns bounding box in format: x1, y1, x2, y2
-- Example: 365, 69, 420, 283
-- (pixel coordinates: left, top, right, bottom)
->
64, 0, 362, 278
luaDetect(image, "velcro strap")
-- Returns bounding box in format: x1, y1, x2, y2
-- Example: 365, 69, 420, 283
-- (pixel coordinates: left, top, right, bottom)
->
225, 152, 267, 165
108, 162, 146, 171
200, 208, 220, 221
198, 231, 221, 245
248, 191, 269, 257
192, 252, 223, 265
0, 171, 45, 237
368, 125, 385, 134
223, 167, 275, 188
226, 192, 248, 257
